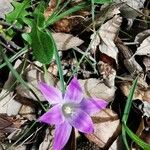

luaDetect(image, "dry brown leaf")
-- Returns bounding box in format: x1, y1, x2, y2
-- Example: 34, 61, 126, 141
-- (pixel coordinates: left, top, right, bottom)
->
135, 29, 150, 44
127, 57, 143, 72
90, 15, 122, 63
114, 0, 145, 19
44, 0, 65, 19
0, 115, 26, 140
97, 61, 116, 87
0, 60, 23, 116
143, 88, 150, 103
143, 56, 150, 72
143, 101, 150, 117
100, 15, 122, 41
53, 18, 73, 33
79, 78, 116, 102
120, 77, 150, 103
129, 36, 150, 72
0, 0, 13, 19
100, 2, 122, 18
133, 36, 150, 57
120, 81, 145, 100
116, 38, 143, 73
39, 128, 53, 150
19, 105, 36, 121
52, 33, 84, 50
99, 15, 122, 63
16, 63, 55, 101
85, 109, 120, 148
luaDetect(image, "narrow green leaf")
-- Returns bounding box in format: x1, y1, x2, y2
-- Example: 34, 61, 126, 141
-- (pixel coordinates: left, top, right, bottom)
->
123, 124, 150, 150
122, 77, 138, 123
122, 127, 130, 150
0, 46, 28, 88
45, 2, 89, 27
92, 0, 112, 4
0, 46, 46, 111
54, 43, 65, 93
0, 47, 28, 69
121, 77, 138, 149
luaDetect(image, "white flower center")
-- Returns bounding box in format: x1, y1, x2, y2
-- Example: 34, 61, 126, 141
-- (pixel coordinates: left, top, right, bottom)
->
62, 103, 75, 117
64, 106, 72, 114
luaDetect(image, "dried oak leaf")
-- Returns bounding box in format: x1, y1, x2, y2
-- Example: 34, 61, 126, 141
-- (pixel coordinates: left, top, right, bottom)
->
114, 0, 145, 19
79, 78, 116, 102
120, 77, 149, 102
90, 15, 122, 64
143, 88, 150, 103
0, 115, 26, 140
19, 105, 36, 121
44, 0, 65, 19
97, 61, 116, 87
143, 56, 150, 72
52, 32, 84, 50
129, 36, 150, 72
53, 18, 73, 33
135, 29, 150, 44
0, 60, 23, 116
85, 109, 120, 148
39, 128, 53, 150
133, 36, 150, 57
16, 63, 55, 101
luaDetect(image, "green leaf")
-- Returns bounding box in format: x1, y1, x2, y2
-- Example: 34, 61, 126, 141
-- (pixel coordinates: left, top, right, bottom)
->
30, 2, 54, 64
123, 124, 150, 150
122, 77, 138, 123
92, 0, 112, 4
33, 2, 45, 28
22, 33, 32, 44
6, 0, 30, 26
31, 24, 55, 64
121, 77, 138, 149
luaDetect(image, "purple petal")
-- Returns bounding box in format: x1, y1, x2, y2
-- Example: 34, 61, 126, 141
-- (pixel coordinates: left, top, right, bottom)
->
38, 105, 64, 125
54, 122, 72, 150
39, 82, 62, 104
80, 98, 108, 115
64, 77, 83, 103
68, 109, 94, 133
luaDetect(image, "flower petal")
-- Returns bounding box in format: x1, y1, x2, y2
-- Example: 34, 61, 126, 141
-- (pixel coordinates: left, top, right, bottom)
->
64, 77, 83, 103
53, 122, 72, 150
38, 105, 64, 125
80, 98, 108, 115
68, 109, 94, 133
39, 82, 62, 104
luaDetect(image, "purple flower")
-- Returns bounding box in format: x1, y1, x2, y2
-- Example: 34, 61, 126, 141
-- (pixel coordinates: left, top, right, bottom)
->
38, 77, 107, 150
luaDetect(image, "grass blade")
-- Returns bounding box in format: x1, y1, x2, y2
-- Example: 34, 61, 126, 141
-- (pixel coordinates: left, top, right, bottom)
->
45, 2, 89, 27
0, 46, 46, 112
122, 77, 138, 123
123, 123, 150, 150
122, 77, 138, 149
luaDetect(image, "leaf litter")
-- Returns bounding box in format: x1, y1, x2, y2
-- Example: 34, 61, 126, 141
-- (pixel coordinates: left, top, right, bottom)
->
0, 0, 150, 149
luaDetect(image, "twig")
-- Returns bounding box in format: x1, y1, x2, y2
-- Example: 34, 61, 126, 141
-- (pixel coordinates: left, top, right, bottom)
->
0, 41, 15, 52
0, 21, 25, 32
0, 34, 21, 50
